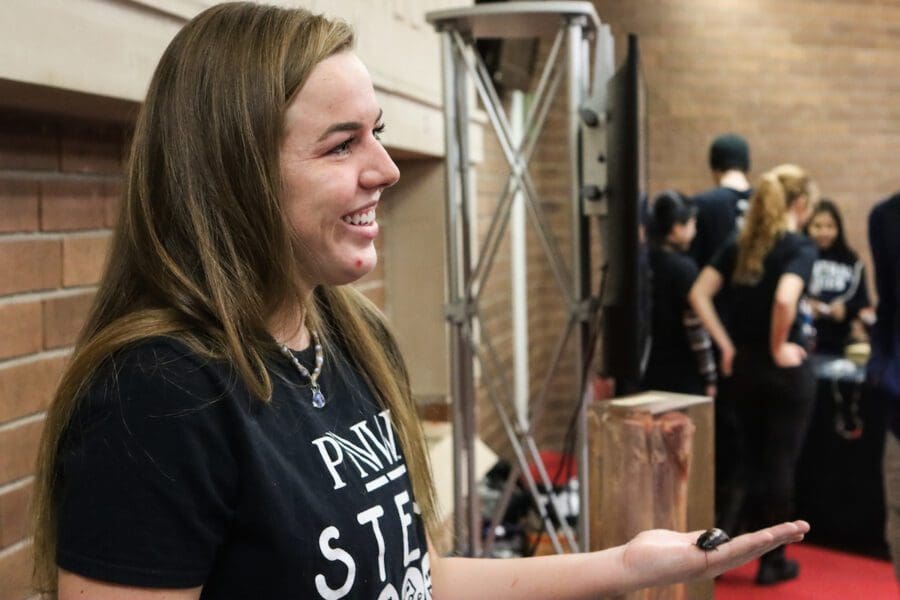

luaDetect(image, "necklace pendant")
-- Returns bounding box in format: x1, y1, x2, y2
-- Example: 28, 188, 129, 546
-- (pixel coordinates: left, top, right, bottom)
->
310, 383, 326, 409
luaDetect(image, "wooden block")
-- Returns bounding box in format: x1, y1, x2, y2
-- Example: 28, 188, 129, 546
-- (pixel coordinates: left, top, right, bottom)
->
589, 390, 714, 600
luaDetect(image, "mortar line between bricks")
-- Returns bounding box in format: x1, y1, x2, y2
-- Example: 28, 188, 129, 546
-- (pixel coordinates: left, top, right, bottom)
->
0, 537, 33, 559
0, 413, 44, 434
0, 286, 96, 306
0, 230, 111, 242
0, 475, 33, 496
0, 169, 121, 183
0, 348, 72, 370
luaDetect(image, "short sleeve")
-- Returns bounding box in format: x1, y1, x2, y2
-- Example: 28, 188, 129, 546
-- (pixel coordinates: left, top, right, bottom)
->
785, 237, 818, 283
56, 340, 239, 588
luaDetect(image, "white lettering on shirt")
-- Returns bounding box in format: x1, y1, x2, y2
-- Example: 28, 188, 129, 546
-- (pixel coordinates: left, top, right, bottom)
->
311, 437, 347, 490
315, 526, 356, 599
311, 410, 403, 490
393, 491, 421, 567
357, 505, 388, 582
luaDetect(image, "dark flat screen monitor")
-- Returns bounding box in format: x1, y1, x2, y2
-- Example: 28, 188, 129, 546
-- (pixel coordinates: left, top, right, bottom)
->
601, 34, 649, 389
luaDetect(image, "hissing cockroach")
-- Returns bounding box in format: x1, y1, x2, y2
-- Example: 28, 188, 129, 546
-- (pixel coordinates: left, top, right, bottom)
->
696, 527, 731, 551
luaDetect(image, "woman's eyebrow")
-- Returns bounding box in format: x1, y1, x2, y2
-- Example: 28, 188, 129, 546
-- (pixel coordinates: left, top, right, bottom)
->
316, 109, 383, 141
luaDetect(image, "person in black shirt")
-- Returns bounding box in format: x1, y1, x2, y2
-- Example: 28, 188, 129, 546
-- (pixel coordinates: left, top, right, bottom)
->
689, 134, 755, 542
690, 133, 754, 269
31, 4, 810, 599
805, 199, 872, 355
690, 164, 819, 585
642, 191, 716, 396
869, 192, 900, 580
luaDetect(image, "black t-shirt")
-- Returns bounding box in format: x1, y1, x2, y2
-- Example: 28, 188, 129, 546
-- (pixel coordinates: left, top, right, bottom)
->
56, 337, 431, 599
710, 232, 817, 352
808, 245, 870, 354
689, 186, 753, 269
643, 246, 703, 393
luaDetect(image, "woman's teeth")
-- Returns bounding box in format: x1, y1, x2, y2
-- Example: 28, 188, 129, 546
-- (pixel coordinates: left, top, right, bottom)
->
342, 208, 376, 226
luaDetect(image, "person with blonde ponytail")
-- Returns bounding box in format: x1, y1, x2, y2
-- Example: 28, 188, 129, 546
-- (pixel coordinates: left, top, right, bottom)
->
690, 164, 818, 585
32, 4, 809, 599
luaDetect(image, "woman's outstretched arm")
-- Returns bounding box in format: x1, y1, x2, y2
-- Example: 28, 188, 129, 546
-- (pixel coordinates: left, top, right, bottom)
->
430, 521, 809, 600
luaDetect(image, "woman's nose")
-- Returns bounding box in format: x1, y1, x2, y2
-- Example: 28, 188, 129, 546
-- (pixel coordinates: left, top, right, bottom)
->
361, 140, 400, 190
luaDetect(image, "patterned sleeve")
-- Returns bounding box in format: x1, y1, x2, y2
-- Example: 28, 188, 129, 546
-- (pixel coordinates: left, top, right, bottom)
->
683, 308, 717, 384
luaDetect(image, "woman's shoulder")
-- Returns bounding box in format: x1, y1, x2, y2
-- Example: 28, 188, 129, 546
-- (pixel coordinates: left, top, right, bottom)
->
104, 336, 217, 380
779, 232, 817, 255
84, 336, 236, 411
783, 231, 814, 246
818, 243, 859, 265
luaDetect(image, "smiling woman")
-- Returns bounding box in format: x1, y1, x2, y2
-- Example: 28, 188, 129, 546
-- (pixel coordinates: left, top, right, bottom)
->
31, 3, 809, 600
279, 52, 399, 290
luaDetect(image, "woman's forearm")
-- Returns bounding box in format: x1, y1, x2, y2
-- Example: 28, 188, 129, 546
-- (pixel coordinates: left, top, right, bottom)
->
431, 547, 632, 600
429, 522, 810, 600
688, 268, 732, 356
769, 298, 796, 355
770, 273, 805, 355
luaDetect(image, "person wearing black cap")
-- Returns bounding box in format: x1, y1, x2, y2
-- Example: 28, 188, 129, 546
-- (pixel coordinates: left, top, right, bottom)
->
689, 133, 753, 539
690, 133, 753, 268
642, 191, 716, 396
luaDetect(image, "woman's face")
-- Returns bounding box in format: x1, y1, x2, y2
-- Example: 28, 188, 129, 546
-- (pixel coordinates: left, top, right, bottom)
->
670, 217, 696, 251
807, 211, 838, 250
280, 51, 400, 288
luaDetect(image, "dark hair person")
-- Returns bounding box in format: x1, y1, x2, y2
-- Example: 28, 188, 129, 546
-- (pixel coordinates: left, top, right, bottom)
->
32, 3, 808, 599
689, 164, 818, 585
804, 199, 871, 355
642, 191, 716, 397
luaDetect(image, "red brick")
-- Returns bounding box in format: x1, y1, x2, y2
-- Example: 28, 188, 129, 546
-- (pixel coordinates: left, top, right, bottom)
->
0, 239, 62, 296
62, 233, 111, 287
0, 111, 58, 172
60, 121, 125, 175
40, 178, 108, 232
0, 481, 32, 548
0, 540, 34, 599
0, 302, 42, 360
42, 292, 95, 350
0, 178, 40, 233
0, 355, 67, 424
0, 418, 43, 486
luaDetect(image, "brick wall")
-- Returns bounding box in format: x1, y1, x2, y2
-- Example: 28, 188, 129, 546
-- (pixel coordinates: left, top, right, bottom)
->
594, 0, 900, 283
0, 108, 126, 598
473, 0, 900, 458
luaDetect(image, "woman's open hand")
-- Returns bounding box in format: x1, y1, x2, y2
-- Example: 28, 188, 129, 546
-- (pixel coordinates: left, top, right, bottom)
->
620, 521, 810, 589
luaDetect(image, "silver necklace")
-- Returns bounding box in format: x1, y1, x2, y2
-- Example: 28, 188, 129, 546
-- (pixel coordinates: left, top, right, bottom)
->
279, 331, 326, 408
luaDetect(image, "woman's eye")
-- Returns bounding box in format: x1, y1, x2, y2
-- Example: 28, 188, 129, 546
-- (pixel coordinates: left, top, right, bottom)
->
373, 123, 386, 141
330, 138, 353, 155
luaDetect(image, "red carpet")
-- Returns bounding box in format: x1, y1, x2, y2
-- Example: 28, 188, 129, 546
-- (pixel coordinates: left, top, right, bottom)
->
715, 544, 897, 599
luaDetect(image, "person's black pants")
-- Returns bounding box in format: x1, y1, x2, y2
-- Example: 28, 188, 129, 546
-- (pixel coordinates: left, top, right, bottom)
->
731, 351, 816, 550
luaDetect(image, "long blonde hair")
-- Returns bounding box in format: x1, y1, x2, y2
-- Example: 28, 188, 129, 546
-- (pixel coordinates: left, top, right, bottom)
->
32, 3, 437, 593
733, 163, 815, 285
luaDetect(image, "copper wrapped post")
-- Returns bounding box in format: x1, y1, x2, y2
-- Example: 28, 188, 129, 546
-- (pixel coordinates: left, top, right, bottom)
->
589, 391, 714, 600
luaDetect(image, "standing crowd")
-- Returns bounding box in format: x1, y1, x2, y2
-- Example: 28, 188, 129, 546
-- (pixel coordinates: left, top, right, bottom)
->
640, 133, 900, 586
